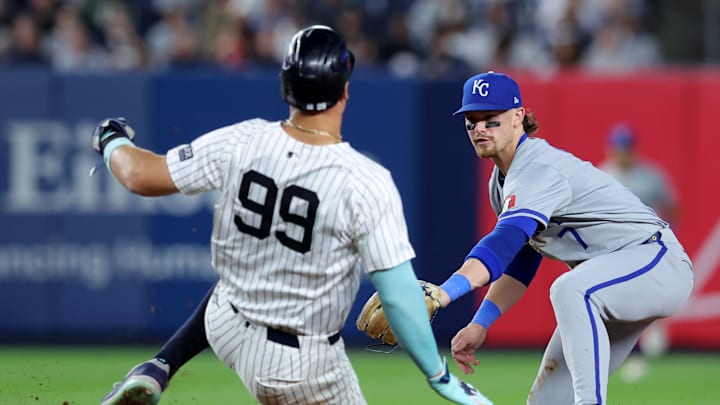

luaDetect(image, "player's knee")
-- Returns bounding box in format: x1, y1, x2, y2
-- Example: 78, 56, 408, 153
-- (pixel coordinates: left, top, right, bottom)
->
549, 274, 583, 308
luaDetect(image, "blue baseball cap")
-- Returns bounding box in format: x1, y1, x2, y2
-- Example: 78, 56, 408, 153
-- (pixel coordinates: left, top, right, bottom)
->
453, 71, 522, 115
608, 123, 636, 149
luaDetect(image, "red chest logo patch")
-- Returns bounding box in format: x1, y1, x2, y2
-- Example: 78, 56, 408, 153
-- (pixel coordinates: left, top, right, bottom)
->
502, 195, 516, 213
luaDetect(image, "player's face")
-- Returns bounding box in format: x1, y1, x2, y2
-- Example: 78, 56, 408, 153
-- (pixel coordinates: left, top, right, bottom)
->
610, 146, 634, 170
464, 110, 515, 158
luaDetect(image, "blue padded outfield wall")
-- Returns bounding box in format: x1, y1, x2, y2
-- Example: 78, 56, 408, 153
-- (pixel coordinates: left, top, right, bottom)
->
0, 70, 477, 346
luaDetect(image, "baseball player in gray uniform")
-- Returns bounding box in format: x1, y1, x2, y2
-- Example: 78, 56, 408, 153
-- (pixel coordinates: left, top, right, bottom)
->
600, 123, 680, 380
600, 123, 679, 225
433, 71, 694, 404
97, 25, 491, 405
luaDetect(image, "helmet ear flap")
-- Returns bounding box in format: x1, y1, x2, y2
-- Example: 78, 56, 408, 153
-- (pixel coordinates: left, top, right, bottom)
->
337, 49, 355, 80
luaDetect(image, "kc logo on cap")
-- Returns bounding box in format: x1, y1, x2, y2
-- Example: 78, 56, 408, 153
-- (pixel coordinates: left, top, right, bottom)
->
472, 79, 490, 96
453, 71, 522, 115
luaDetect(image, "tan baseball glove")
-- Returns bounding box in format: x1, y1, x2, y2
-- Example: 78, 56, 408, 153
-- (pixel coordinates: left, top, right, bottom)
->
356, 280, 442, 346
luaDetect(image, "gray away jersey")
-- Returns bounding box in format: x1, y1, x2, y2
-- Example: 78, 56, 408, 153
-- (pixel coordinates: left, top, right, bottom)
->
490, 137, 667, 263
166, 118, 415, 335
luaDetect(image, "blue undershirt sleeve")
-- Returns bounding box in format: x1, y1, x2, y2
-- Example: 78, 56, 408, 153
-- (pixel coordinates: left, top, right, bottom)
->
465, 216, 538, 282
369, 261, 444, 378
503, 243, 543, 286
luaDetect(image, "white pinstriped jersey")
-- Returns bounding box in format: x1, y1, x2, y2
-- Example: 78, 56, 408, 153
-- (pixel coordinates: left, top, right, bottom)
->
490, 137, 667, 263
166, 118, 415, 336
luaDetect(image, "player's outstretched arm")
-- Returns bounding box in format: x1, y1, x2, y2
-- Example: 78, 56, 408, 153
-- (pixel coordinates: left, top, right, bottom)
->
92, 117, 179, 196
438, 259, 492, 308
369, 262, 493, 405
440, 218, 537, 308
438, 218, 539, 308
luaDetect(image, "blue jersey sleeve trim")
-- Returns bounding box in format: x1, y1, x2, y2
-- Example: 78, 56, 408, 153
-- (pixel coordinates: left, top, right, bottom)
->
465, 222, 529, 282
504, 243, 543, 286
498, 208, 548, 225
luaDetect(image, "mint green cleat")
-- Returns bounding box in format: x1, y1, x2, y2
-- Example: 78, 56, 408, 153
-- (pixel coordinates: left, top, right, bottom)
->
100, 358, 169, 405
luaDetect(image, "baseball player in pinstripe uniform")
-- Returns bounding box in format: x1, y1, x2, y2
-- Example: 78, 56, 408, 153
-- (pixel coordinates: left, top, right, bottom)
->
433, 71, 694, 404
97, 26, 492, 405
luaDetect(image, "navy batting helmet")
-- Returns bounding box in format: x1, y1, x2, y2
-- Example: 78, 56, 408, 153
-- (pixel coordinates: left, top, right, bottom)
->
280, 25, 355, 112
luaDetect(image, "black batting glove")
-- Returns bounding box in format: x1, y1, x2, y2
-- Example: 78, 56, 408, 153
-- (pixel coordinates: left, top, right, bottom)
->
92, 117, 136, 156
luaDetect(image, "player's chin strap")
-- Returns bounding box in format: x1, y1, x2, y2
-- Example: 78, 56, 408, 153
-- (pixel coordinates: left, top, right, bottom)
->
364, 343, 399, 354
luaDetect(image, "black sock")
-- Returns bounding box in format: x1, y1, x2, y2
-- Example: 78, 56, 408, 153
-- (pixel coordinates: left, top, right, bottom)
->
155, 281, 216, 379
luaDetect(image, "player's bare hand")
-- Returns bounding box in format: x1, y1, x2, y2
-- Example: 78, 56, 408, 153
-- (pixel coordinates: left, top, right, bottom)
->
450, 323, 487, 374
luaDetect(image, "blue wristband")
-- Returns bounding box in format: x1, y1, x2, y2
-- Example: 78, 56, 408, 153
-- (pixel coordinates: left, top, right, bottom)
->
439, 274, 472, 302
472, 299, 502, 329
103, 137, 134, 175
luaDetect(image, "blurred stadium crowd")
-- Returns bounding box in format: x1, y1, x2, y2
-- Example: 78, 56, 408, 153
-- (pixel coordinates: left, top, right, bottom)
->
0, 0, 713, 77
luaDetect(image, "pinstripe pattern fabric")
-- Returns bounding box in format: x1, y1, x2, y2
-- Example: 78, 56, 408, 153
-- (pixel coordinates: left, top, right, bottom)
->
167, 118, 413, 404
206, 285, 367, 404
